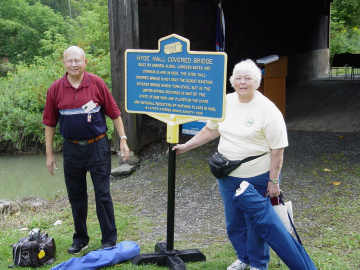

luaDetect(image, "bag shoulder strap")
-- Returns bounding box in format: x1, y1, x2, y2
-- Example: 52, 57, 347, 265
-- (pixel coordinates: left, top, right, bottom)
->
234, 152, 267, 165
279, 196, 303, 245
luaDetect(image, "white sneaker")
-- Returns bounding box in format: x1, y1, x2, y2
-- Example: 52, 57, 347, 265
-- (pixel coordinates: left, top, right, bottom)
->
250, 267, 260, 270
227, 259, 249, 270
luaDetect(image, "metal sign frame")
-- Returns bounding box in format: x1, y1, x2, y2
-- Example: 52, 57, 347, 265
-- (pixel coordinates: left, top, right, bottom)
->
125, 34, 227, 126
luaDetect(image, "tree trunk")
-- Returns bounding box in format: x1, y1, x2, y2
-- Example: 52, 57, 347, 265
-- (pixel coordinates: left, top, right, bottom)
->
108, 0, 141, 152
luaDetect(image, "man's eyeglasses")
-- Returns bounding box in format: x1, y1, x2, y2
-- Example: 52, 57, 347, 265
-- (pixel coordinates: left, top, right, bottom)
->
65, 59, 84, 65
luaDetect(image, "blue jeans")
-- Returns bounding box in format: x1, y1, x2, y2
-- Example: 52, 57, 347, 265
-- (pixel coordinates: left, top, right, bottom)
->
233, 182, 317, 270
217, 172, 270, 269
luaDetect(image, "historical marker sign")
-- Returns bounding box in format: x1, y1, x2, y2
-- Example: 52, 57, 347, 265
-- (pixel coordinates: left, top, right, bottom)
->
125, 34, 227, 122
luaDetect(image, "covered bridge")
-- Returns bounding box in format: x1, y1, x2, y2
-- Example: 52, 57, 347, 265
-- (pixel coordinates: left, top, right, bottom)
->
108, 0, 332, 151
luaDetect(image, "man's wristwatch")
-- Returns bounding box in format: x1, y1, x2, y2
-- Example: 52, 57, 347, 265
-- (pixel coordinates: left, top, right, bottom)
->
120, 135, 127, 140
270, 178, 279, 185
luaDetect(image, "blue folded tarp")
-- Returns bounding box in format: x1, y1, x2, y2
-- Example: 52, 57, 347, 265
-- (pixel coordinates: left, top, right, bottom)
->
51, 241, 140, 270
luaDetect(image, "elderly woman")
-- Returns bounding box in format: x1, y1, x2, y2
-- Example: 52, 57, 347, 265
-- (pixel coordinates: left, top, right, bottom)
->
173, 59, 317, 270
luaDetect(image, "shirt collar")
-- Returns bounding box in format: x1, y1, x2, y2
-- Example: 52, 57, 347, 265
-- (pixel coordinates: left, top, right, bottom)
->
63, 72, 90, 90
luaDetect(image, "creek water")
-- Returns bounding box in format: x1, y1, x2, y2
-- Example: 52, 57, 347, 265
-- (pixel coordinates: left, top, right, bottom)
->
0, 153, 120, 200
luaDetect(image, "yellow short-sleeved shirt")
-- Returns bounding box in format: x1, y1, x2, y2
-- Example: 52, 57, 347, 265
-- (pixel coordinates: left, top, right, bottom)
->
207, 91, 288, 178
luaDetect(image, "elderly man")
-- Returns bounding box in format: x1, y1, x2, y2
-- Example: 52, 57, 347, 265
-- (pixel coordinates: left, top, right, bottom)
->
43, 46, 130, 254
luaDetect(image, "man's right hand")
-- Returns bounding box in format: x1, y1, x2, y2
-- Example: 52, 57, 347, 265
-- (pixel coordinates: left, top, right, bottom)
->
46, 154, 57, 175
44, 125, 56, 175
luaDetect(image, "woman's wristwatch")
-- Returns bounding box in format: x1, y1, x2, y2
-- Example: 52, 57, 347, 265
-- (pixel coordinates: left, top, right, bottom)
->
120, 135, 127, 141
269, 178, 279, 184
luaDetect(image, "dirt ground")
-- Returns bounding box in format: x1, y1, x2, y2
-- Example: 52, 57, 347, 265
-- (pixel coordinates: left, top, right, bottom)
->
110, 78, 360, 249
286, 78, 360, 133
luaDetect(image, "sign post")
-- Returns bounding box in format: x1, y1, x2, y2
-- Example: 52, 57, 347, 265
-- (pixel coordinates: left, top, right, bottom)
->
126, 34, 227, 269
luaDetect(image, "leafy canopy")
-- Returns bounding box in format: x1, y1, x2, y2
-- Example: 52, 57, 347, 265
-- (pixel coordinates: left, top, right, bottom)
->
330, 0, 360, 56
0, 0, 73, 64
0, 0, 112, 152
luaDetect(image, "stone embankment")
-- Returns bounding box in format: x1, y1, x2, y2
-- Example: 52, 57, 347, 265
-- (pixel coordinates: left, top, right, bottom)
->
0, 197, 48, 215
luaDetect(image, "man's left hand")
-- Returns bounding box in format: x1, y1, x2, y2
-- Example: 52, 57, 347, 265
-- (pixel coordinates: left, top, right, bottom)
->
120, 139, 130, 161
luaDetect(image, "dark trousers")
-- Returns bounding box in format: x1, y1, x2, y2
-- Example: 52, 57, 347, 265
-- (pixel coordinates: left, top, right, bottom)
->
63, 137, 117, 246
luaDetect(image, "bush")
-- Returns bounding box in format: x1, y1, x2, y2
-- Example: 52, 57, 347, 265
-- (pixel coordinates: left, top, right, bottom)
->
0, 52, 114, 152
330, 1, 360, 58
0, 58, 63, 152
0, 0, 114, 152
330, 20, 360, 58
0, 0, 72, 64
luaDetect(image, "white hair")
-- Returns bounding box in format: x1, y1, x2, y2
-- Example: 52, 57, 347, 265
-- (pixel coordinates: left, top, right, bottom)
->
63, 46, 86, 59
229, 59, 262, 89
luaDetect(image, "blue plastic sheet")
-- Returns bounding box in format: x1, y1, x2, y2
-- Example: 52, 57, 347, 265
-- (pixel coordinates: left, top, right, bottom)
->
51, 241, 140, 270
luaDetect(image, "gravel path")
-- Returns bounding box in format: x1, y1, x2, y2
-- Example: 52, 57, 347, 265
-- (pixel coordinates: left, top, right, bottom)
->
110, 130, 360, 248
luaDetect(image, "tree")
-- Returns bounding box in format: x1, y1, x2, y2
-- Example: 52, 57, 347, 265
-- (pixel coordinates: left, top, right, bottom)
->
330, 0, 360, 56
331, 0, 360, 28
0, 0, 71, 63
71, 0, 110, 55
29, 0, 83, 18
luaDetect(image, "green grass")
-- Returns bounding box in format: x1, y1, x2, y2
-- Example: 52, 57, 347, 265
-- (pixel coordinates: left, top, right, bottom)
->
290, 152, 360, 270
1, 151, 359, 269
329, 67, 353, 78
0, 199, 284, 269
0, 199, 237, 270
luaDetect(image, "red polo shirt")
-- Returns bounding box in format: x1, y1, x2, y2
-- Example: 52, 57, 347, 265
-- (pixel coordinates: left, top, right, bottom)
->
43, 72, 121, 140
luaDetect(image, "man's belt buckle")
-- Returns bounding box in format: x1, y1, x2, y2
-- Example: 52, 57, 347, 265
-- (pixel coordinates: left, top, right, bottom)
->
77, 140, 88, 146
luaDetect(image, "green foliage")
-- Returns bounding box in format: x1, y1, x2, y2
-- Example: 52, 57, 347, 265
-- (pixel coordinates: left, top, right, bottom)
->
71, 0, 110, 55
0, 58, 64, 151
86, 53, 112, 87
0, 60, 15, 77
330, 0, 360, 57
31, 0, 83, 18
0, 0, 113, 152
0, 0, 72, 64
39, 29, 71, 59
330, 24, 360, 58
0, 18, 39, 64
331, 0, 360, 28
0, 51, 114, 152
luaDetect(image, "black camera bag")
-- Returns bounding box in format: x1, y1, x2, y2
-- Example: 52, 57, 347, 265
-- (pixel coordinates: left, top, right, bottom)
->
11, 230, 56, 268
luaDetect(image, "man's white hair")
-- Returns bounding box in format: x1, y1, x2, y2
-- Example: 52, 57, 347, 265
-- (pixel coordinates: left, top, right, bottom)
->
63, 46, 86, 58
229, 59, 262, 89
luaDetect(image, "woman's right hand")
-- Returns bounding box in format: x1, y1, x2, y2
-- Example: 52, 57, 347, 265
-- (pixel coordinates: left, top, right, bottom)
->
171, 126, 220, 155
172, 144, 188, 155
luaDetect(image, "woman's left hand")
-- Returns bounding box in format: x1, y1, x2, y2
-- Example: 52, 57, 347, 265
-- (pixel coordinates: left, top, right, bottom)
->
267, 181, 280, 198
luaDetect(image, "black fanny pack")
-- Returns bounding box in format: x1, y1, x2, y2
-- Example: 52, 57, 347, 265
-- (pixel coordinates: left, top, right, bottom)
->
208, 151, 266, 179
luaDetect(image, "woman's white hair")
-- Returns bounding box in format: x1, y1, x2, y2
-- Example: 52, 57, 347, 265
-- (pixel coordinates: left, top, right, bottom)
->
229, 59, 262, 89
